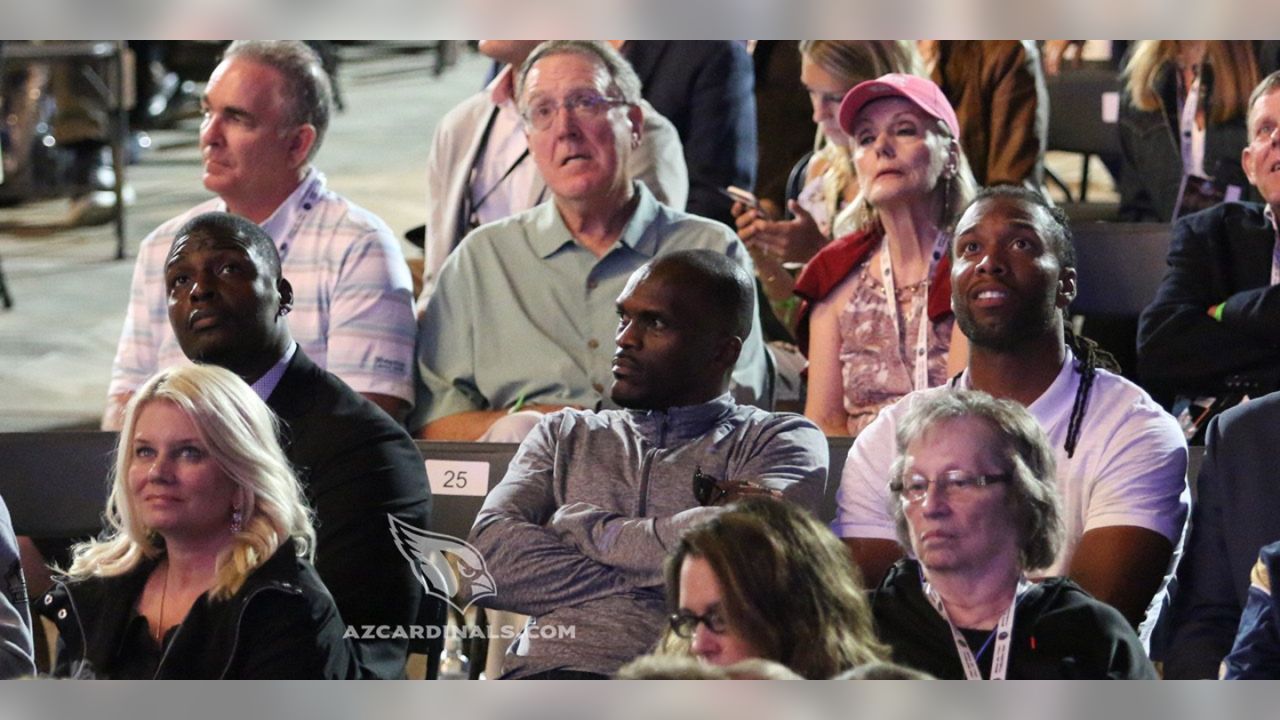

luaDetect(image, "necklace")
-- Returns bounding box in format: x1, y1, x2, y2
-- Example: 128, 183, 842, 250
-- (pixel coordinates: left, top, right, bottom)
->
154, 560, 168, 646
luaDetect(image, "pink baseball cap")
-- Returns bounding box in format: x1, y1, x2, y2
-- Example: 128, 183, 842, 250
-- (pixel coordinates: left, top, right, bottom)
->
837, 73, 961, 139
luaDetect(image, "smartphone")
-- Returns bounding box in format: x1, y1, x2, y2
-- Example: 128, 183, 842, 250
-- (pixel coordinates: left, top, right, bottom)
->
720, 185, 761, 211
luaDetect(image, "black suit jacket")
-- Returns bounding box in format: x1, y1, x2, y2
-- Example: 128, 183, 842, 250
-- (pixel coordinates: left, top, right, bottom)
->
267, 349, 432, 679
622, 41, 757, 227
1163, 393, 1280, 678
1137, 202, 1280, 397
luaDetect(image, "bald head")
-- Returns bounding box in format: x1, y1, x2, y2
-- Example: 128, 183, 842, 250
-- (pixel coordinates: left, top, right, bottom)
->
645, 250, 755, 340
164, 211, 293, 383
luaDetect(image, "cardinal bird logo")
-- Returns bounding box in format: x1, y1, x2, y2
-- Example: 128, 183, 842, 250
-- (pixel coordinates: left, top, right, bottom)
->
387, 514, 498, 614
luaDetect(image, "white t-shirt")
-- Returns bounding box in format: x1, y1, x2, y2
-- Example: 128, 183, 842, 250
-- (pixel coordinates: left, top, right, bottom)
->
834, 351, 1189, 577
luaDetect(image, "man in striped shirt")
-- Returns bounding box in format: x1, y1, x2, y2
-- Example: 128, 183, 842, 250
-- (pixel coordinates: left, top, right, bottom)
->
104, 40, 415, 428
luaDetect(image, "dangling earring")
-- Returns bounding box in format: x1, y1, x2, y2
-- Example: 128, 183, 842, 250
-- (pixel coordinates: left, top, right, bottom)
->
231, 506, 243, 534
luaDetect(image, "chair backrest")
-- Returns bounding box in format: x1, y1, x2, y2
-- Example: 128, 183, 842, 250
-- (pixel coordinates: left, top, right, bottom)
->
0, 432, 116, 538
1069, 222, 1172, 316
416, 441, 520, 541
822, 436, 854, 524
1045, 64, 1123, 157
417, 437, 855, 539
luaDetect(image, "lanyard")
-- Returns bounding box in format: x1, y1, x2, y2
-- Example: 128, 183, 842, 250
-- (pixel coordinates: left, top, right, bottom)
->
463, 107, 532, 234
1179, 72, 1204, 178
922, 570, 1032, 680
877, 231, 950, 392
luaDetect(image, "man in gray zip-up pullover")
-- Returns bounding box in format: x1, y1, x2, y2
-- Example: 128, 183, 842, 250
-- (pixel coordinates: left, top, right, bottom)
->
468, 249, 827, 679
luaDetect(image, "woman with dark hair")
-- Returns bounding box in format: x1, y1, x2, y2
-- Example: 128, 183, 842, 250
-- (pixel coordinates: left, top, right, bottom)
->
663, 497, 887, 679
40, 365, 358, 679
871, 389, 1155, 679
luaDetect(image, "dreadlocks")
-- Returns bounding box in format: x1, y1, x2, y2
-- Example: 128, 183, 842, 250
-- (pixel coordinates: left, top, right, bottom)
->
959, 185, 1121, 458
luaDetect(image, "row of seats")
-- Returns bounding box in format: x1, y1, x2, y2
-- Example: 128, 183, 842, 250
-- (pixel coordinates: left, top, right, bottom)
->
0, 431, 1202, 543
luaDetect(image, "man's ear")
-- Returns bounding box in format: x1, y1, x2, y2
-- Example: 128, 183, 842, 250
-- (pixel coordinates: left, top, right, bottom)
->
627, 103, 644, 148
714, 335, 744, 373
288, 124, 318, 167
1056, 266, 1078, 309
1243, 144, 1258, 187
278, 277, 294, 314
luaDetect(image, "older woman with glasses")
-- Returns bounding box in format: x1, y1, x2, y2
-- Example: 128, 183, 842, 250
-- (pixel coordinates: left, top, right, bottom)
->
871, 389, 1155, 679
40, 365, 359, 679
662, 497, 887, 679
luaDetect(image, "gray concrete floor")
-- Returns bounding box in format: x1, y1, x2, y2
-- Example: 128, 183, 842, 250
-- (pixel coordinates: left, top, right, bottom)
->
0, 45, 1119, 433
0, 45, 489, 431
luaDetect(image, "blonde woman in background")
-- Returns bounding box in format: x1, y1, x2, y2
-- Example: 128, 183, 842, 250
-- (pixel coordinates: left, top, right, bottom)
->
1119, 41, 1260, 221
40, 365, 358, 679
733, 41, 919, 329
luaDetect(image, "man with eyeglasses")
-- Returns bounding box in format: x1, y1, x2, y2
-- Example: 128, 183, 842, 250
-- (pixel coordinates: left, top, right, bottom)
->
416, 40, 687, 304
1158, 71, 1280, 678
415, 41, 770, 442
466, 249, 825, 679
835, 186, 1187, 631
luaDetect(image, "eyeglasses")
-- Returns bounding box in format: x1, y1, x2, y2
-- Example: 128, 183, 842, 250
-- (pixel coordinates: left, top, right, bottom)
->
669, 609, 727, 638
521, 91, 628, 131
889, 470, 1010, 504
693, 466, 726, 507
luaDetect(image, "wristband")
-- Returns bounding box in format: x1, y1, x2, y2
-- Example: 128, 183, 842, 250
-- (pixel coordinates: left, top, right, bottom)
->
508, 393, 527, 415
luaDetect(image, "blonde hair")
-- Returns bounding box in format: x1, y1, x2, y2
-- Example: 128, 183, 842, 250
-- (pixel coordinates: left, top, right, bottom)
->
1123, 41, 1259, 125
799, 41, 923, 237
64, 365, 315, 600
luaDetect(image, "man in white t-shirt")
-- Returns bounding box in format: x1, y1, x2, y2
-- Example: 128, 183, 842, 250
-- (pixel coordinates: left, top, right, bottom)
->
837, 185, 1187, 626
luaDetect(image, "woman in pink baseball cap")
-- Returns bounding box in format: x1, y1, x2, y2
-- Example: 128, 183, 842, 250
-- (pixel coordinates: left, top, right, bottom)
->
796, 73, 977, 437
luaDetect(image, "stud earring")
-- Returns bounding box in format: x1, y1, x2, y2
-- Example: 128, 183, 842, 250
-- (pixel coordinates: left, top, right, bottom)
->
231, 507, 243, 534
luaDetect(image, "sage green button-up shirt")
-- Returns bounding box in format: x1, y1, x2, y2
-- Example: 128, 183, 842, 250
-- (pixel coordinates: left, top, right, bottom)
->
416, 182, 768, 426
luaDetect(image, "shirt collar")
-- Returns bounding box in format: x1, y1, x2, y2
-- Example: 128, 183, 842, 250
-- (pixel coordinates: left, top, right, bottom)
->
954, 346, 1075, 415
1266, 204, 1278, 237
623, 392, 736, 446
489, 64, 517, 107
528, 181, 659, 259
258, 167, 322, 241
250, 341, 298, 401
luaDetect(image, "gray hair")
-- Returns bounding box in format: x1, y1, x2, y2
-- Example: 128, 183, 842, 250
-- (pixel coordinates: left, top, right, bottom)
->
515, 40, 643, 110
888, 389, 1064, 572
223, 41, 332, 161
1248, 70, 1280, 135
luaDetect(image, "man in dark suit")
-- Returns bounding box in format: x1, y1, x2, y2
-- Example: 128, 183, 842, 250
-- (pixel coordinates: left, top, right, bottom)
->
1157, 71, 1280, 678
621, 41, 757, 228
1164, 396, 1280, 677
163, 210, 432, 679
1139, 71, 1280, 409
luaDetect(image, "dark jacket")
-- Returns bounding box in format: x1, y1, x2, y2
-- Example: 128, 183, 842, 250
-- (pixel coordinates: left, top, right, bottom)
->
39, 543, 360, 679
1222, 539, 1280, 679
267, 348, 433, 680
872, 559, 1156, 680
1137, 202, 1280, 398
622, 41, 757, 228
1118, 61, 1252, 222
1163, 395, 1280, 678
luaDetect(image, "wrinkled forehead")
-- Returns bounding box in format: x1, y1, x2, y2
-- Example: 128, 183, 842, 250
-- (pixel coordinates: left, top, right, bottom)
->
523, 51, 613, 100
955, 196, 1050, 239
166, 228, 257, 267
1248, 86, 1280, 134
